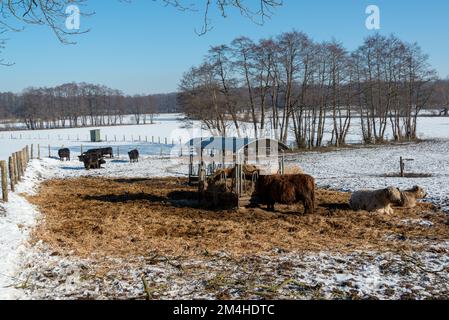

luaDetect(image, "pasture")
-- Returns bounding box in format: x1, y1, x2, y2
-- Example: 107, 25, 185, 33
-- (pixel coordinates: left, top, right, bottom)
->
1, 115, 449, 300
29, 177, 448, 258
23, 176, 449, 299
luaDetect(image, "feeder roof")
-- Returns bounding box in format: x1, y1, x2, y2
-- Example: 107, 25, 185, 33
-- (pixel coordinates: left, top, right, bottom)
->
186, 137, 289, 152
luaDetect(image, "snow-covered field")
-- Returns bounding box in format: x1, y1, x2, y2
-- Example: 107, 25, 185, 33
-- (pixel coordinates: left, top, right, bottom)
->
1, 114, 448, 162
0, 114, 194, 162
1, 115, 449, 300
293, 140, 449, 213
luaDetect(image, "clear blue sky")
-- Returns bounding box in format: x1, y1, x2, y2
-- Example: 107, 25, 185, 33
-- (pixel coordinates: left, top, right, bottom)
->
0, 0, 448, 94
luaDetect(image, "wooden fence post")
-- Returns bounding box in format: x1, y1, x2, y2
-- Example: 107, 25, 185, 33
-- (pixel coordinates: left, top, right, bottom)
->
20, 149, 25, 175
117, 146, 120, 158
1, 160, 8, 202
18, 151, 24, 178
8, 156, 15, 193
13, 153, 19, 183
16, 151, 21, 180
48, 145, 51, 158
21, 149, 24, 171
31, 144, 34, 159
38, 144, 41, 160
400, 157, 404, 178
26, 145, 30, 163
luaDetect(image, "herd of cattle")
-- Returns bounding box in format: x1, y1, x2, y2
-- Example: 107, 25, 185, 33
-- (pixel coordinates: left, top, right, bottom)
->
205, 166, 427, 215
58, 147, 139, 170
56, 148, 427, 215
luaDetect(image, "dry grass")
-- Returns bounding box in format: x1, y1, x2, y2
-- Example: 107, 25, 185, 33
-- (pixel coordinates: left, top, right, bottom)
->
284, 164, 305, 175
27, 177, 449, 259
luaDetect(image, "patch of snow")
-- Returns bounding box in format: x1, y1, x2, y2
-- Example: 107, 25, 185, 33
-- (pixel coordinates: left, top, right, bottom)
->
0, 161, 43, 299
400, 219, 434, 228
289, 139, 449, 213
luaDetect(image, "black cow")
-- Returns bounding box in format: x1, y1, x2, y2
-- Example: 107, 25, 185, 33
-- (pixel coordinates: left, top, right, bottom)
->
84, 147, 113, 158
58, 148, 70, 161
79, 153, 106, 170
99, 147, 114, 158
128, 149, 139, 163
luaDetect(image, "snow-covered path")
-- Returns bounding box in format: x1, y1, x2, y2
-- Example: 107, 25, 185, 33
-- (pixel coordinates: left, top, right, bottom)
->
0, 160, 47, 299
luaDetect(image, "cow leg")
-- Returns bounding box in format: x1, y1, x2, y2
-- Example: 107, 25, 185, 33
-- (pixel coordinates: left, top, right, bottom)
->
303, 199, 311, 215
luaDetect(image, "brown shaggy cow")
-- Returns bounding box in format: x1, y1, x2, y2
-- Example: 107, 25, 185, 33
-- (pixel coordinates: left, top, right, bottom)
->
255, 174, 316, 214
206, 165, 260, 193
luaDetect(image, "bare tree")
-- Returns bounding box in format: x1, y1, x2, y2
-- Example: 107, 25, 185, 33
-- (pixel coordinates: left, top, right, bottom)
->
0, 0, 90, 44
179, 31, 439, 149
159, 0, 282, 35
179, 63, 229, 136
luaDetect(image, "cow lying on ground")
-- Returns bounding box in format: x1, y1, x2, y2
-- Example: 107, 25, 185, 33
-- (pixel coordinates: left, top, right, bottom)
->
78, 153, 106, 170
255, 174, 316, 214
397, 186, 427, 209
349, 187, 402, 214
128, 149, 139, 163
58, 148, 70, 161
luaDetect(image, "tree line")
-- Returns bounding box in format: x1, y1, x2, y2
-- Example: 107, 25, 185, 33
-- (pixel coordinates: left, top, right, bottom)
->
0, 83, 179, 130
178, 31, 448, 148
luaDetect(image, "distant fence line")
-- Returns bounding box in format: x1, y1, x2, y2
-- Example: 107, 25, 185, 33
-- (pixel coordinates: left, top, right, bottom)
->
0, 141, 186, 204
0, 133, 365, 149
0, 133, 184, 145
45, 143, 179, 158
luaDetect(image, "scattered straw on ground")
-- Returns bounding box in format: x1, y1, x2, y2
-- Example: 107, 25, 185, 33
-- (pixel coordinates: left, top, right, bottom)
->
27, 177, 449, 259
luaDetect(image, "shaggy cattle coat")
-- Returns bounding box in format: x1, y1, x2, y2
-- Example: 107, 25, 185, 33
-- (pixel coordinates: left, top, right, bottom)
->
255, 174, 316, 214
349, 187, 402, 214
